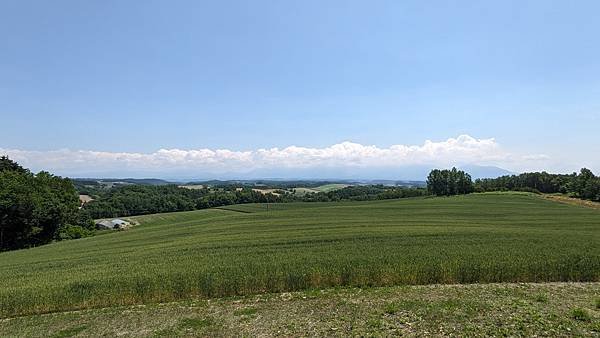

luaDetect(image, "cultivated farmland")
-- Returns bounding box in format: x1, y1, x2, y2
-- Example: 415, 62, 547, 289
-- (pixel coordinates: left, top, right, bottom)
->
310, 183, 350, 192
0, 193, 599, 318
293, 183, 349, 195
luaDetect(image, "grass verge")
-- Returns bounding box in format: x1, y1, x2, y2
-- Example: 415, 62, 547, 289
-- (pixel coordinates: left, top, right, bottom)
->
1, 283, 598, 337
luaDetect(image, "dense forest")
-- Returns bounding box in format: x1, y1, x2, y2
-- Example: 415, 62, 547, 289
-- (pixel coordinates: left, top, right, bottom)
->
0, 157, 94, 251
300, 185, 427, 202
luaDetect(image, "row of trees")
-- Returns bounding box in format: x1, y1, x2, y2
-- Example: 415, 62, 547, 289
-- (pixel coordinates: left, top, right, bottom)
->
300, 185, 427, 202
474, 168, 600, 201
0, 157, 94, 251
426, 168, 474, 196
426, 167, 600, 202
83, 185, 281, 219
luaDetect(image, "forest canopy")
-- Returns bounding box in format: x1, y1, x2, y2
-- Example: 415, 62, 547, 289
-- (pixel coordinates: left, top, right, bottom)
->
0, 156, 94, 251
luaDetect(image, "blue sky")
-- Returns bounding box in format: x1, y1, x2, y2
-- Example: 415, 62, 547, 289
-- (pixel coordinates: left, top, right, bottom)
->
1, 0, 599, 178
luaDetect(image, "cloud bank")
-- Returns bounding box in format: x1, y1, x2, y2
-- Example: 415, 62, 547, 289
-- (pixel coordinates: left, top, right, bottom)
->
1, 135, 550, 179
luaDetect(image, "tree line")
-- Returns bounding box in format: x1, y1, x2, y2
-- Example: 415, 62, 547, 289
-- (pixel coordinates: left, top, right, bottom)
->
83, 185, 280, 219
299, 185, 427, 202
426, 167, 600, 202
83, 184, 428, 218
474, 168, 600, 201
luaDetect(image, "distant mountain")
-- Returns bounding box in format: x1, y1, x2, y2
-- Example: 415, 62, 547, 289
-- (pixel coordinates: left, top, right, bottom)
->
184, 179, 427, 188
220, 165, 515, 181
71, 165, 514, 183
458, 165, 515, 179
209, 166, 432, 181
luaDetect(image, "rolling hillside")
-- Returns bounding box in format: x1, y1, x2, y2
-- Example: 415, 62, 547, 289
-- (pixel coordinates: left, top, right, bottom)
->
1, 193, 599, 318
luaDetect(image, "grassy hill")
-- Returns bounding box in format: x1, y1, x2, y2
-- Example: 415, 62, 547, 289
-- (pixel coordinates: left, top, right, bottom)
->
1, 193, 599, 318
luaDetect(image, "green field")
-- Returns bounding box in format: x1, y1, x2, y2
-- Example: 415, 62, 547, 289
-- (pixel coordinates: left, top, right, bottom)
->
1, 193, 599, 318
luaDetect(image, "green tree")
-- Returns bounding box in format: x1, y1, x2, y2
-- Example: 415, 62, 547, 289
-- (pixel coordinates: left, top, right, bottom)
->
0, 156, 28, 174
572, 168, 596, 199
427, 168, 473, 196
0, 170, 36, 249
0, 158, 91, 251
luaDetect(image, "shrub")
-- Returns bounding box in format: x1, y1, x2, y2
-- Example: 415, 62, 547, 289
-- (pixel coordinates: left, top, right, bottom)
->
570, 308, 591, 322
58, 225, 95, 240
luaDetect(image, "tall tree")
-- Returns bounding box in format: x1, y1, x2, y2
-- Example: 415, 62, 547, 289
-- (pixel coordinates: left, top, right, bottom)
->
0, 159, 89, 251
427, 168, 473, 196
0, 156, 28, 174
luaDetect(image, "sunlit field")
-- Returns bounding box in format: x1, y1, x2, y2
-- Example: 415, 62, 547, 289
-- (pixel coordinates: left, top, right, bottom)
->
1, 193, 599, 317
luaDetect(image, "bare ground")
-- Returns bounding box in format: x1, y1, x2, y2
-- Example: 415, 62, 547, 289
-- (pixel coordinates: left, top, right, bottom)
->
1, 283, 599, 337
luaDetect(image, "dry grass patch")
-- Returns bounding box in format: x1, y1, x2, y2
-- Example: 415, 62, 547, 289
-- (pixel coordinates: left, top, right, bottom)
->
1, 283, 599, 337
543, 194, 600, 210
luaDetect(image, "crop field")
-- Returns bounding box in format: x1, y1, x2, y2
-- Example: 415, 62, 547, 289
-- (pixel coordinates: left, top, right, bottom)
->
251, 188, 282, 196
310, 183, 350, 192
0, 193, 599, 318
293, 183, 349, 195
292, 187, 320, 195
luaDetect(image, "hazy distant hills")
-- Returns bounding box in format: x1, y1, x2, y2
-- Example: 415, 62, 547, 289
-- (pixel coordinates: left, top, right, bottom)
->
71, 164, 514, 184
458, 165, 515, 179
72, 178, 173, 187
212, 164, 515, 181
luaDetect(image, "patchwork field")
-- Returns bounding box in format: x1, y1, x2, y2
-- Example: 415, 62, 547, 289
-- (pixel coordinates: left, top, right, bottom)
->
293, 183, 349, 195
1, 193, 599, 319
310, 183, 350, 192
251, 188, 282, 196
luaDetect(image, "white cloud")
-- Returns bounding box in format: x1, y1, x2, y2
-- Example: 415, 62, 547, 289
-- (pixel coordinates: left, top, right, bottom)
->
0, 135, 552, 178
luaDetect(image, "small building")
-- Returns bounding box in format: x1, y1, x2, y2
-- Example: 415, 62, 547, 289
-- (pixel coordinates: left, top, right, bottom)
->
95, 220, 113, 230
95, 219, 130, 230
111, 219, 129, 229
